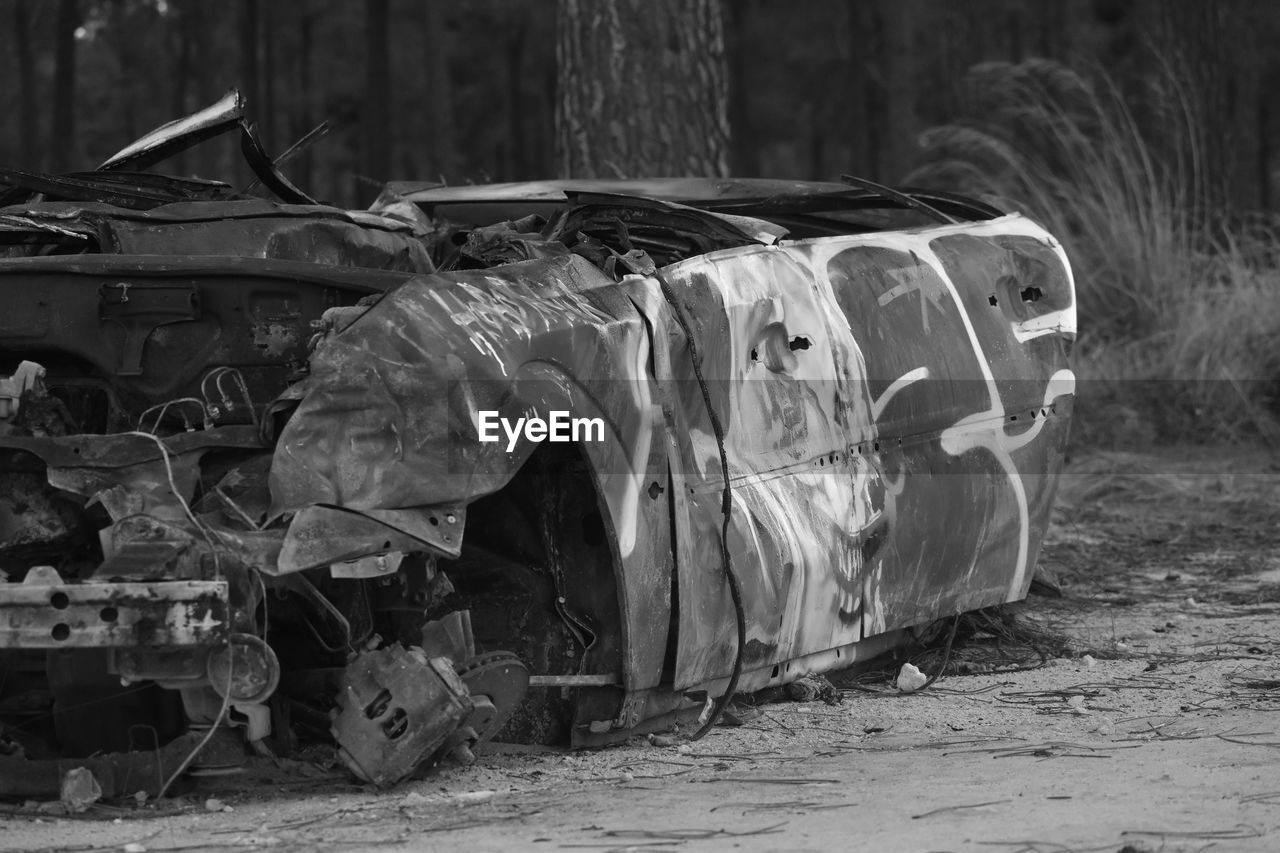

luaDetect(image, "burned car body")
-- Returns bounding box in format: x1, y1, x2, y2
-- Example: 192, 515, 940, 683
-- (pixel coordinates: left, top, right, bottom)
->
0, 97, 1075, 793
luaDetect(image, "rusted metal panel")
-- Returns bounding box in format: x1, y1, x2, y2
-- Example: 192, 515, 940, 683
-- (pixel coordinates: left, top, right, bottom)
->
269, 253, 674, 692
276, 505, 465, 573
0, 200, 433, 269
98, 90, 245, 173
0, 572, 229, 648
644, 217, 1074, 689
0, 196, 431, 428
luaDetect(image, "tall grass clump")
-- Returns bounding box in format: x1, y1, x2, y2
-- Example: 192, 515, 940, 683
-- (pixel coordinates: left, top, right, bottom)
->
908, 59, 1280, 447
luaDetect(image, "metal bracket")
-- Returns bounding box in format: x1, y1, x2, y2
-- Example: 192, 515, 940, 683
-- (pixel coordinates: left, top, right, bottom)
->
0, 571, 228, 648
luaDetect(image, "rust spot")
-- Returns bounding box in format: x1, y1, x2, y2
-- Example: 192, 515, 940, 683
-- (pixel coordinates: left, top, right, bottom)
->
252, 321, 300, 357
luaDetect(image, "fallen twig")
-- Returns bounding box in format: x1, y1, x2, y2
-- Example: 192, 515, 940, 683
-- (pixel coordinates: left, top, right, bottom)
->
912, 799, 1012, 819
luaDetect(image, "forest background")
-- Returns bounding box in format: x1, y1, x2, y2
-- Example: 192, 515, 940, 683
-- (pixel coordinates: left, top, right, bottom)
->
5, 0, 1278, 448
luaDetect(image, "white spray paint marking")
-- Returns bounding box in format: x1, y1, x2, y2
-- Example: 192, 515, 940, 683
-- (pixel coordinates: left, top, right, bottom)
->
898, 237, 1040, 599
1001, 369, 1076, 452
786, 214, 1077, 343
871, 367, 930, 421
607, 327, 654, 559
881, 265, 948, 333
794, 221, 1075, 599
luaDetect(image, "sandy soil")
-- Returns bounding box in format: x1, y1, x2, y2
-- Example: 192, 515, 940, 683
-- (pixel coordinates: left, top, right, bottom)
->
2, 447, 1278, 853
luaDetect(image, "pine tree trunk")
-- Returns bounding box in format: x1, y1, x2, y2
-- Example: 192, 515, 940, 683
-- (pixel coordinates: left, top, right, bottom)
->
168, 1, 194, 175
189, 0, 217, 177
421, 0, 457, 181
505, 6, 529, 181
876, 0, 916, 183
555, 0, 731, 179
50, 0, 80, 173
846, 0, 877, 180
726, 0, 758, 177
240, 0, 259, 113
295, 10, 315, 190
363, 0, 392, 193
262, 0, 276, 147
14, 0, 37, 169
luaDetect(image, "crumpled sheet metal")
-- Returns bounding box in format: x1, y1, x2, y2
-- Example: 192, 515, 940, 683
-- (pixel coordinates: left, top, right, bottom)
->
98, 89, 244, 172
269, 253, 654, 515
275, 504, 464, 574
3, 199, 435, 273
271, 253, 674, 690
269, 215, 1074, 696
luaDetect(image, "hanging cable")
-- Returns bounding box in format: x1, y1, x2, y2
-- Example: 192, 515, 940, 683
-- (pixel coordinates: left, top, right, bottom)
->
652, 269, 746, 741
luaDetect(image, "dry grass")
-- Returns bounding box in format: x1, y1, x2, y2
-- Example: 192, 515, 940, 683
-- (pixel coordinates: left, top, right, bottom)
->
909, 59, 1280, 447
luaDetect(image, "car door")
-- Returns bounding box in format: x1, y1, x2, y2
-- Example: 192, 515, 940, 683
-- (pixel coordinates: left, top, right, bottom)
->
805, 222, 1075, 635
648, 244, 880, 690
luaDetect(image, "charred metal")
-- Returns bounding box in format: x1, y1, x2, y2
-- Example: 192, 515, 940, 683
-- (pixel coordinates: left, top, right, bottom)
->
0, 93, 1075, 793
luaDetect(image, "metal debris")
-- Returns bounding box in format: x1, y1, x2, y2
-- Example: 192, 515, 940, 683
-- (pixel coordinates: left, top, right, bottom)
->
330, 645, 473, 787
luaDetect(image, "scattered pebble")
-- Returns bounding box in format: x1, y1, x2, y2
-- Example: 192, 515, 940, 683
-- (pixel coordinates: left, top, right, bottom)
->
896, 662, 928, 693
59, 766, 101, 814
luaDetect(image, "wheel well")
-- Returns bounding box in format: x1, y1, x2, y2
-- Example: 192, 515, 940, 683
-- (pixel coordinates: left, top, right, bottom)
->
442, 441, 622, 743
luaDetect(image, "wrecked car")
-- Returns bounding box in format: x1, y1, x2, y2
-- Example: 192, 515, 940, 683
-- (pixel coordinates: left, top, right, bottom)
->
0, 93, 1075, 795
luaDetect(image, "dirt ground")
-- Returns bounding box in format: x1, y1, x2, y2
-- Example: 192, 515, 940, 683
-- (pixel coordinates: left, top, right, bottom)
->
2, 446, 1278, 853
